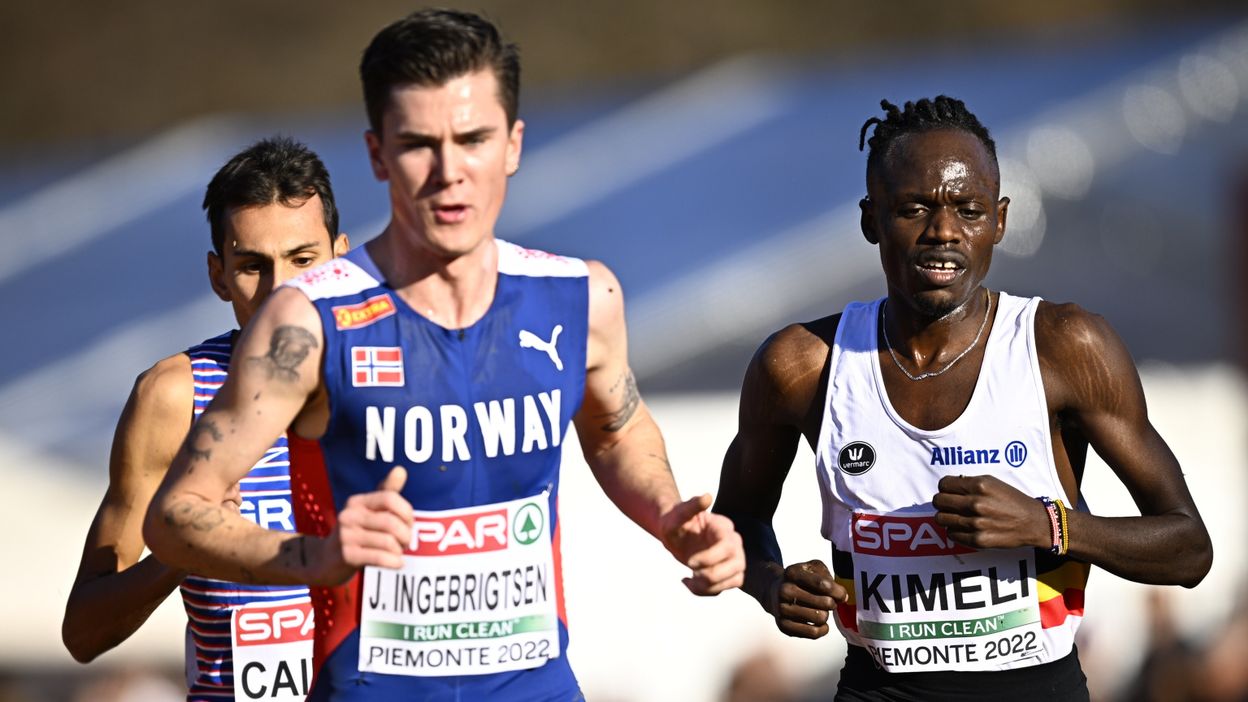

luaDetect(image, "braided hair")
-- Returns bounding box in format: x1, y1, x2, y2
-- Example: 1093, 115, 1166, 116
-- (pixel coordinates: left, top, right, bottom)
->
858, 96, 997, 180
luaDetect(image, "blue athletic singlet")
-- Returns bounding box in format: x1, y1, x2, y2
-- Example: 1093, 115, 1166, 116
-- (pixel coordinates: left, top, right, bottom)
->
183, 333, 312, 701
285, 240, 589, 702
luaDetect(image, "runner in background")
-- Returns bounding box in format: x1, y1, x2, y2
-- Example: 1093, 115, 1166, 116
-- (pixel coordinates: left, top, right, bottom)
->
64, 136, 348, 701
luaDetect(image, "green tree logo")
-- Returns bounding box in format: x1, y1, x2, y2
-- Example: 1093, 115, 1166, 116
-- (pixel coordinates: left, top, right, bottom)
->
513, 503, 543, 545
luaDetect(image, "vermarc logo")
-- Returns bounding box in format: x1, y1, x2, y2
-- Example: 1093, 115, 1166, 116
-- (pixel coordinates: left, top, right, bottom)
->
838, 441, 877, 475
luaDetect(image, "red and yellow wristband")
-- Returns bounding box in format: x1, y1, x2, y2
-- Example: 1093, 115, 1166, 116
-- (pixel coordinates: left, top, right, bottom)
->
1036, 496, 1069, 556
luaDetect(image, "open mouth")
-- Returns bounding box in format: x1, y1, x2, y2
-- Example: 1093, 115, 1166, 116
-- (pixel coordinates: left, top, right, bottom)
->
915, 260, 964, 286
433, 204, 469, 224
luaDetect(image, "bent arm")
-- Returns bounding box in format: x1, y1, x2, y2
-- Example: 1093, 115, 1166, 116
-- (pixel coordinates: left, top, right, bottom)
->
572, 262, 742, 594
712, 329, 809, 611
1041, 305, 1212, 586
144, 288, 326, 585
63, 357, 191, 662
714, 324, 845, 639
573, 261, 679, 537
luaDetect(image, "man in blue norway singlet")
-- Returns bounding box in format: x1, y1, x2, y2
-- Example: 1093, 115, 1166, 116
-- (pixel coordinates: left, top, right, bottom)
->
713, 97, 1213, 701
64, 137, 349, 701
145, 9, 746, 702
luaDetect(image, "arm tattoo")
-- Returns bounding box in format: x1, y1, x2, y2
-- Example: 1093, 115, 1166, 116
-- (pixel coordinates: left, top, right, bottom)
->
598, 370, 641, 432
647, 452, 674, 476
278, 537, 309, 570
163, 499, 225, 532
246, 325, 318, 382
187, 419, 224, 463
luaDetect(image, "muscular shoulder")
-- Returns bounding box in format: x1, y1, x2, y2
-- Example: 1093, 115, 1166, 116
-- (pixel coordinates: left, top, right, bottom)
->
585, 259, 624, 331
1034, 300, 1138, 411
756, 318, 836, 390
585, 259, 620, 300
112, 352, 195, 483
1034, 301, 1126, 370
131, 352, 193, 421
235, 286, 325, 371
744, 315, 840, 424
259, 285, 324, 330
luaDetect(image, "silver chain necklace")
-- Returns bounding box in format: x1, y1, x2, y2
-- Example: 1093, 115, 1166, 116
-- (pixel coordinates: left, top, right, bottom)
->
881, 289, 992, 381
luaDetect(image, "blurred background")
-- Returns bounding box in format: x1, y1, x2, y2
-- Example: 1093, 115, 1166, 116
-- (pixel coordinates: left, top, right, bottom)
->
2, 1, 1248, 700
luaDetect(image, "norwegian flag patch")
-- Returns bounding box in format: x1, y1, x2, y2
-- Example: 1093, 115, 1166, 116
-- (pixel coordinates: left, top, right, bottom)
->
351, 346, 405, 387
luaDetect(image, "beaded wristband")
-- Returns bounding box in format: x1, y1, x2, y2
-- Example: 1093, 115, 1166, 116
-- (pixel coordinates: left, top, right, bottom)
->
1053, 498, 1070, 556
1036, 496, 1068, 555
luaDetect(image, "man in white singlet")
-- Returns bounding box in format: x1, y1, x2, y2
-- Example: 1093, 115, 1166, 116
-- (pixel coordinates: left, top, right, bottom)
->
713, 96, 1212, 701
63, 137, 348, 701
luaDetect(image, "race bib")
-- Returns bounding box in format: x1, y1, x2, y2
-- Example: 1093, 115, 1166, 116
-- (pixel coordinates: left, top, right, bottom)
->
230, 598, 314, 701
850, 512, 1044, 672
359, 492, 561, 677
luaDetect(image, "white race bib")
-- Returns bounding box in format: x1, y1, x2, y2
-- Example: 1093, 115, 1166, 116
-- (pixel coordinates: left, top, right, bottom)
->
849, 512, 1045, 672
358, 492, 561, 677
230, 598, 315, 700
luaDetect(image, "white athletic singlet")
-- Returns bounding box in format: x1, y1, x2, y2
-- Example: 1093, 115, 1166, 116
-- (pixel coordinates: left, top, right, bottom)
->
814, 293, 1089, 674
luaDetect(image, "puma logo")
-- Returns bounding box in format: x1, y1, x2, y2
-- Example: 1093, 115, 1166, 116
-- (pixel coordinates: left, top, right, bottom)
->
519, 325, 563, 371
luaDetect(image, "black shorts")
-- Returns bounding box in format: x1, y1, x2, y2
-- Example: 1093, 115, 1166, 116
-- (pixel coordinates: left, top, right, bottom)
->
834, 644, 1089, 702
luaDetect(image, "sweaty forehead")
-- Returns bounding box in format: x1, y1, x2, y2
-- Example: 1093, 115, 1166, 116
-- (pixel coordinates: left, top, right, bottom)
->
871, 129, 999, 195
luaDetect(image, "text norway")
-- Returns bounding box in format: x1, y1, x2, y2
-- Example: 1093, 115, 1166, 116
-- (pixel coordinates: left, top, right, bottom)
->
365, 391, 561, 463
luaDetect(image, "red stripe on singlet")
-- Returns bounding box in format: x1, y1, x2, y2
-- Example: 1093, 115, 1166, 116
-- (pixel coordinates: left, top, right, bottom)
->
553, 497, 567, 629
1039, 587, 1085, 628
288, 434, 361, 693
836, 601, 858, 631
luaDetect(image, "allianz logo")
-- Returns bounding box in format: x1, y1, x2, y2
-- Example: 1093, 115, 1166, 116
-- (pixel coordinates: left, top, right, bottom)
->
930, 440, 1027, 468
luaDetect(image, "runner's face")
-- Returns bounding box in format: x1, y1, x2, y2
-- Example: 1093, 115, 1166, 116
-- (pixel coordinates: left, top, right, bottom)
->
366, 69, 523, 260
208, 194, 344, 328
862, 129, 1008, 319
